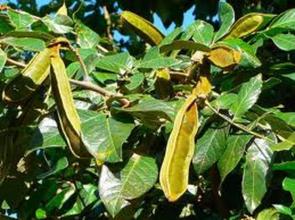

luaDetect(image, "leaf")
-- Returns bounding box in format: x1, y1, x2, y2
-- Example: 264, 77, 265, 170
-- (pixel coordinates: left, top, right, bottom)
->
214, 2, 235, 41
225, 13, 274, 39
269, 8, 295, 31
7, 9, 36, 30
208, 45, 241, 69
138, 47, 180, 69
57, 2, 68, 16
80, 110, 134, 163
242, 138, 273, 214
0, 48, 7, 72
160, 95, 198, 201
37, 157, 69, 179
121, 11, 164, 45
99, 154, 158, 217
0, 37, 45, 51
75, 21, 100, 48
159, 27, 183, 46
113, 95, 175, 128
50, 46, 89, 158
192, 20, 214, 46
42, 14, 73, 34
271, 33, 295, 51
256, 208, 280, 220
214, 93, 238, 110
271, 133, 295, 151
230, 74, 263, 120
274, 111, 295, 127
160, 40, 210, 53
220, 38, 262, 68
2, 48, 51, 104
273, 161, 295, 171
217, 134, 252, 183
95, 52, 133, 74
192, 125, 228, 175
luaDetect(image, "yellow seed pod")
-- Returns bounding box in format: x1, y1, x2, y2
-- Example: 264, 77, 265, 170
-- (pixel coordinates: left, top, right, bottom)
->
192, 75, 212, 99
208, 45, 241, 69
225, 13, 274, 39
160, 95, 198, 201
50, 45, 90, 158
155, 69, 173, 99
2, 48, 51, 104
121, 11, 164, 45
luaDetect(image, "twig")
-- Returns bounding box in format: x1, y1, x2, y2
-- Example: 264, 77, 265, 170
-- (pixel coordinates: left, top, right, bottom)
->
69, 79, 130, 106
102, 5, 113, 41
204, 100, 275, 143
96, 44, 109, 53
6, 58, 26, 68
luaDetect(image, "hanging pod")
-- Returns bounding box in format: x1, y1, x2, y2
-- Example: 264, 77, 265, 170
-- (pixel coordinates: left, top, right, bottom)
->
121, 11, 164, 45
2, 48, 51, 104
160, 95, 198, 201
225, 13, 275, 39
50, 45, 90, 158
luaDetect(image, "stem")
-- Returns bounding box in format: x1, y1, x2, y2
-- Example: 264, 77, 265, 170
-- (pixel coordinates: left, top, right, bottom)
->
205, 100, 275, 143
69, 79, 130, 107
103, 5, 113, 41
6, 58, 26, 68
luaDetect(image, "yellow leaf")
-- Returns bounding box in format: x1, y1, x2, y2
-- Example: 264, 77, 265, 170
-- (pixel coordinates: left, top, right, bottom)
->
208, 45, 241, 69
2, 48, 51, 104
50, 45, 90, 158
225, 13, 274, 39
121, 11, 164, 45
57, 2, 68, 16
160, 95, 198, 201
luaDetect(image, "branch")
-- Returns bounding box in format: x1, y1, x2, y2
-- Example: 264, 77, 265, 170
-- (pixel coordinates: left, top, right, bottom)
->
204, 100, 275, 143
103, 5, 113, 41
6, 58, 26, 68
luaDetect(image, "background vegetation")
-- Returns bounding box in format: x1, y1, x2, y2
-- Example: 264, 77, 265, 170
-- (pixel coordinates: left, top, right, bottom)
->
1, 0, 295, 219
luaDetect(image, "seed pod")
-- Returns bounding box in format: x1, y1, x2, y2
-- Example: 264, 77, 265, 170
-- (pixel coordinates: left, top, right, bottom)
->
192, 75, 212, 99
2, 48, 51, 104
208, 45, 241, 70
160, 95, 198, 201
50, 45, 90, 158
155, 69, 173, 99
121, 11, 164, 45
225, 13, 274, 39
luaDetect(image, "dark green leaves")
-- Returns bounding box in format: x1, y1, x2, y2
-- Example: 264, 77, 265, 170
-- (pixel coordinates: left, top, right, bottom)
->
80, 110, 134, 163
193, 125, 228, 175
99, 154, 158, 217
218, 134, 252, 183
242, 138, 273, 214
230, 74, 263, 120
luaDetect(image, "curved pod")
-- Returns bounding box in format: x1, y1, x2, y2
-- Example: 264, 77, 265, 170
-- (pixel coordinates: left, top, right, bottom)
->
160, 95, 198, 201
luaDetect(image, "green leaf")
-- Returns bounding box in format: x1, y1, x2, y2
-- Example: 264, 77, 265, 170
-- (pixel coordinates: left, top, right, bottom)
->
0, 37, 45, 51
0, 48, 7, 72
159, 27, 183, 46
99, 154, 158, 217
271, 33, 295, 51
7, 9, 36, 30
138, 47, 179, 69
37, 157, 69, 179
230, 74, 263, 120
271, 133, 295, 151
273, 204, 292, 217
75, 21, 100, 48
213, 93, 238, 110
214, 2, 235, 42
256, 208, 280, 220
242, 138, 273, 214
274, 111, 295, 127
112, 96, 175, 128
218, 134, 252, 183
269, 8, 295, 31
192, 20, 214, 46
273, 161, 295, 171
159, 40, 210, 53
80, 110, 134, 163
35, 208, 47, 219
192, 125, 228, 175
95, 52, 134, 74
42, 14, 73, 34
0, 15, 14, 34
220, 38, 261, 67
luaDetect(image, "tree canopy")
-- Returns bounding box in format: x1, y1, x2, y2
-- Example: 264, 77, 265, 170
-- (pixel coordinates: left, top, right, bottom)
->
1, 0, 295, 219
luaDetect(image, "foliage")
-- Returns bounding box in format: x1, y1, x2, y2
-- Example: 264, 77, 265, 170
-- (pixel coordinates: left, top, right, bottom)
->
1, 1, 295, 219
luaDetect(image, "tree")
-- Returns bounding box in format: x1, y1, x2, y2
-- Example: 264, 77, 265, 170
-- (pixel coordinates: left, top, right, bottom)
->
1, 1, 295, 219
